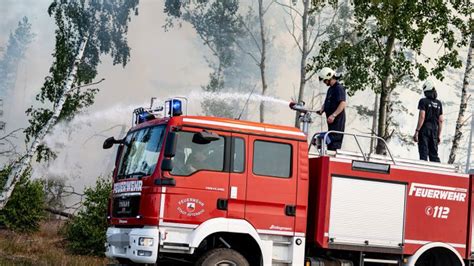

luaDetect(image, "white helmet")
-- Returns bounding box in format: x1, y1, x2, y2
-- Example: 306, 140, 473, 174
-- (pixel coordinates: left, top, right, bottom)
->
318, 67, 335, 81
422, 78, 436, 92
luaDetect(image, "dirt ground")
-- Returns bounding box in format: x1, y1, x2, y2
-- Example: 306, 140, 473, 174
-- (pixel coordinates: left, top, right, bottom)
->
0, 220, 110, 266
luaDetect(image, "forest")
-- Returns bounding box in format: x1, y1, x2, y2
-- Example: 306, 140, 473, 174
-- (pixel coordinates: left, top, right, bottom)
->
0, 0, 472, 264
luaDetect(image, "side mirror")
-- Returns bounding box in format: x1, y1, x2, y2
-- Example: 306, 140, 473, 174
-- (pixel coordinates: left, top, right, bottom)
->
161, 158, 173, 172
192, 131, 220, 144
103, 136, 124, 149
103, 137, 116, 149
164, 132, 177, 157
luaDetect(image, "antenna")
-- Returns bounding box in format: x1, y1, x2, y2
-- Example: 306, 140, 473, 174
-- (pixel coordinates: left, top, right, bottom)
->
236, 84, 257, 120
150, 97, 156, 109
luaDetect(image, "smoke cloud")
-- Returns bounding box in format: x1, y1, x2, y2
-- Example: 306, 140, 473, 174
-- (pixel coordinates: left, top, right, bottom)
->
1, 0, 471, 201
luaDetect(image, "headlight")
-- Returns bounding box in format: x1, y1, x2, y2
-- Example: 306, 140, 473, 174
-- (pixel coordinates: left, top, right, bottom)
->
137, 250, 152, 256
138, 237, 154, 247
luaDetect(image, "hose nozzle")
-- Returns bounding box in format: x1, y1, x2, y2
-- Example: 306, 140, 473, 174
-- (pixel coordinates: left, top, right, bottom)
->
289, 101, 308, 113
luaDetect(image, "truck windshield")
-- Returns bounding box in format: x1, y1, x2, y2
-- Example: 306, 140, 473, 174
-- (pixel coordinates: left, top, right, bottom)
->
117, 125, 166, 179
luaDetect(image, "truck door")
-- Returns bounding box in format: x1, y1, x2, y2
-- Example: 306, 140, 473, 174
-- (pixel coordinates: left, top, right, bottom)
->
227, 133, 248, 219
245, 136, 298, 235
163, 128, 230, 225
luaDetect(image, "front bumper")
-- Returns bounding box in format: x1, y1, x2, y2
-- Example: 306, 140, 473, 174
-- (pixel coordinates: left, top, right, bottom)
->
105, 226, 159, 264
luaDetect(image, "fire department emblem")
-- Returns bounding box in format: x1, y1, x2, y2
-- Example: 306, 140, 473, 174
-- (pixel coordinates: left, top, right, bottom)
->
177, 198, 205, 217
186, 202, 196, 212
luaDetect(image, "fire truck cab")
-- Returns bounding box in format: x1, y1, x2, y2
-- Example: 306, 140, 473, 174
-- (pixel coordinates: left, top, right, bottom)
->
104, 99, 473, 266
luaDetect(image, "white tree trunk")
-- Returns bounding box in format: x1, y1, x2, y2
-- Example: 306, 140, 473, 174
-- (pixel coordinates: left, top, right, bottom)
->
0, 37, 88, 209
448, 33, 474, 164
294, 0, 310, 128
258, 0, 268, 123
369, 93, 379, 154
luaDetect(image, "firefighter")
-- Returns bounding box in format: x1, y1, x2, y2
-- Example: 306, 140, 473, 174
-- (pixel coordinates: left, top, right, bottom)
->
186, 149, 211, 173
413, 78, 444, 162
316, 67, 347, 151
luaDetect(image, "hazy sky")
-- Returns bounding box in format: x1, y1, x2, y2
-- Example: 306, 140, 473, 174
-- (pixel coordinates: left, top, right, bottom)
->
0, 0, 471, 195
0, 0, 306, 192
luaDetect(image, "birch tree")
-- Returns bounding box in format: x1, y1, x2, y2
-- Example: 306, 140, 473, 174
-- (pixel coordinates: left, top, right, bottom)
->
449, 32, 474, 164
311, 0, 472, 155
0, 0, 139, 209
257, 0, 269, 122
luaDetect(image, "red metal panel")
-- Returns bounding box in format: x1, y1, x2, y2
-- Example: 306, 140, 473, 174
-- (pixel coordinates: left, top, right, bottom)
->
295, 141, 309, 235
467, 175, 474, 258
307, 156, 331, 246
244, 135, 298, 235
163, 127, 230, 225
308, 157, 471, 258
178, 116, 307, 141
395, 167, 468, 256
227, 133, 248, 219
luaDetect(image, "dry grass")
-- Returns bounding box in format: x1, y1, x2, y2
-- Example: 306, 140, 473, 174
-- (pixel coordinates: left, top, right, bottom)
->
0, 220, 111, 266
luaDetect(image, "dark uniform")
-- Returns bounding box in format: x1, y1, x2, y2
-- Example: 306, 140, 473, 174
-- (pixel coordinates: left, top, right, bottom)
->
323, 82, 346, 150
417, 97, 443, 162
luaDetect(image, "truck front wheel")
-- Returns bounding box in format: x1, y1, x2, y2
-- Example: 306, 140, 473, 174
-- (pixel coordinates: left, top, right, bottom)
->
195, 248, 249, 266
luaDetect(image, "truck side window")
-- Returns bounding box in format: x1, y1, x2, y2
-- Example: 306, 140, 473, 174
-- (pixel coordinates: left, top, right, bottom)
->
232, 138, 245, 173
171, 131, 225, 176
253, 140, 292, 178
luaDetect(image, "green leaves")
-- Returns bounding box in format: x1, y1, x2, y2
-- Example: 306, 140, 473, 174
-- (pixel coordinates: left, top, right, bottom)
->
314, 0, 472, 95
0, 166, 45, 232
63, 176, 111, 256
309, 0, 472, 153
164, 0, 246, 118
25, 0, 139, 162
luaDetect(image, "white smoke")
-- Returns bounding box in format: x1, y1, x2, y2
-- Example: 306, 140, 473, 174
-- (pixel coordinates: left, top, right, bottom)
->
3, 0, 472, 198
32, 103, 142, 182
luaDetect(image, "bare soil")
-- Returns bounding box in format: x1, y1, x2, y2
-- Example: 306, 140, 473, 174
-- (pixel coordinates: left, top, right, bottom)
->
0, 220, 110, 266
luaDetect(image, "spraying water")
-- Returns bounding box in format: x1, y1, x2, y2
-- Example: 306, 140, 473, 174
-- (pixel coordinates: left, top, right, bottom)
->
33, 90, 290, 191
40, 90, 288, 162
186, 90, 290, 106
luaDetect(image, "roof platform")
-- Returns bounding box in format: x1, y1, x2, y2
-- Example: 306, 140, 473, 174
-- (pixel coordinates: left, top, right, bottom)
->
309, 131, 461, 174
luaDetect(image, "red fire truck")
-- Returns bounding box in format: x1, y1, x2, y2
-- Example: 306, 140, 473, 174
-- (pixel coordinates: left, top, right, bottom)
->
104, 99, 473, 265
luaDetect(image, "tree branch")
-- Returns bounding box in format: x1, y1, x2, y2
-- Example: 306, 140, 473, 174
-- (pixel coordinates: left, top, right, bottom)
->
65, 78, 106, 94
308, 5, 341, 55
82, 124, 127, 146
274, 1, 303, 17
235, 40, 260, 65
44, 207, 74, 219
0, 128, 24, 141
240, 17, 262, 54
263, 0, 274, 15
281, 8, 303, 52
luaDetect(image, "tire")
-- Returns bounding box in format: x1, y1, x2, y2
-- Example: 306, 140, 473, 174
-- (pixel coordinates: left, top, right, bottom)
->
195, 248, 249, 266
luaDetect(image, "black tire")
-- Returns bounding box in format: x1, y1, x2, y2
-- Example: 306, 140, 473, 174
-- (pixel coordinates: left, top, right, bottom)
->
195, 248, 249, 266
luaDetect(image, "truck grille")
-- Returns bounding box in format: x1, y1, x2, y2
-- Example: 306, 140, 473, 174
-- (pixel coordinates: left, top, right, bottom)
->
112, 194, 140, 218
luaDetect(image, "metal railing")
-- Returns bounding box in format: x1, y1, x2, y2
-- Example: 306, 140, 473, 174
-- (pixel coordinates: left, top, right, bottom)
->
310, 131, 397, 165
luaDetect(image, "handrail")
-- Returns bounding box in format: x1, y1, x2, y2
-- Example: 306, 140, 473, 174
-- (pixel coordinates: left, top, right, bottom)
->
310, 131, 397, 165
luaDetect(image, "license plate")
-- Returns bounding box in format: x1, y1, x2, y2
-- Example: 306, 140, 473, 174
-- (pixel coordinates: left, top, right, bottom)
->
118, 199, 130, 208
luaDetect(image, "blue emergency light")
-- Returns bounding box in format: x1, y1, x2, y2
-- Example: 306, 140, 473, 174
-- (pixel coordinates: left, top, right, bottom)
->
169, 99, 182, 116
133, 107, 155, 124
138, 112, 153, 123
